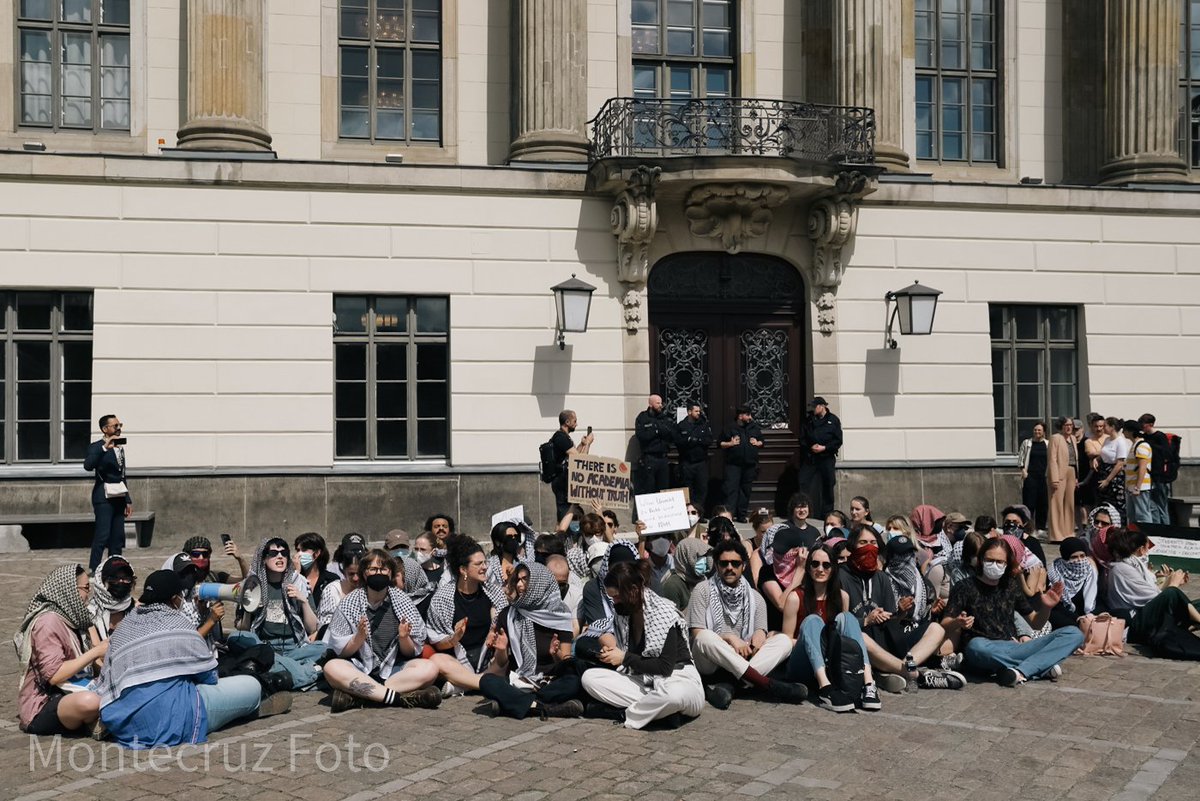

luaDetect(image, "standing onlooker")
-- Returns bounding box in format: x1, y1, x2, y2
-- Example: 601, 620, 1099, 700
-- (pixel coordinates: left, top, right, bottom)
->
635, 394, 675, 494
1078, 413, 1108, 514
676, 402, 714, 514
719, 406, 764, 522
1017, 422, 1049, 532
1122, 420, 1159, 525
796, 397, 843, 518
83, 414, 133, 571
549, 410, 593, 520
1096, 417, 1129, 518
1046, 417, 1078, 542
1138, 414, 1172, 525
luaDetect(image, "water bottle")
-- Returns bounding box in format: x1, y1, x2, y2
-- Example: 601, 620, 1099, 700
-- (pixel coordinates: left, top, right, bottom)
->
904, 653, 919, 693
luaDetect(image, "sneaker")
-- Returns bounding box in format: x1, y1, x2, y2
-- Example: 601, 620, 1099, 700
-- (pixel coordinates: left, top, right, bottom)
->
998, 667, 1026, 687
1046, 664, 1063, 682
918, 669, 966, 690
258, 691, 293, 717
91, 720, 109, 742
858, 683, 882, 711
536, 699, 584, 720
656, 711, 684, 729
704, 682, 734, 710
393, 687, 442, 709
876, 673, 908, 694
330, 688, 364, 714
939, 652, 965, 672
441, 681, 465, 698
815, 685, 856, 713
584, 700, 626, 723
765, 678, 808, 704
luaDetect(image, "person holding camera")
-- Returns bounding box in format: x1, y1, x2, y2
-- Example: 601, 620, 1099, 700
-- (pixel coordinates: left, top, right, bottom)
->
548, 410, 593, 519
84, 414, 132, 572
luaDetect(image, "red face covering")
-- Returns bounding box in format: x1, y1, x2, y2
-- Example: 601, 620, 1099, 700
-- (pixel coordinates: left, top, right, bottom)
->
849, 543, 879, 574
191, 557, 211, 574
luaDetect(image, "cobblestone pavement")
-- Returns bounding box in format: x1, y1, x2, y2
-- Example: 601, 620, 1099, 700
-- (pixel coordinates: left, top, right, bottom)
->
1, 547, 1198, 801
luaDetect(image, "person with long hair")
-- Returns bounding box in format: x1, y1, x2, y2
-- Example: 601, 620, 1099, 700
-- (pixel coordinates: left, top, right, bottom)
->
578, 560, 704, 729
1106, 527, 1200, 652
1047, 416, 1079, 541
294, 532, 339, 611
486, 521, 535, 586
316, 546, 362, 635
849, 496, 884, 535
781, 545, 880, 713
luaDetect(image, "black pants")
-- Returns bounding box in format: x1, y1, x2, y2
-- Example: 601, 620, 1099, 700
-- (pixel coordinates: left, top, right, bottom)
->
679, 460, 709, 513
552, 474, 570, 520
1022, 473, 1049, 530
722, 464, 757, 518
90, 499, 126, 571
637, 455, 670, 495
478, 672, 583, 719
796, 456, 837, 518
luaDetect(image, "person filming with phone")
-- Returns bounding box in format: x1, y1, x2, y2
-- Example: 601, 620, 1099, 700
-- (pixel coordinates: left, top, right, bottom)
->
84, 414, 132, 572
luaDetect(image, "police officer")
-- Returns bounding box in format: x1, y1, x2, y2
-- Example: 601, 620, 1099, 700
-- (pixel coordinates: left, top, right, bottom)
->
634, 394, 675, 494
796, 396, 842, 518
720, 406, 763, 522
676, 402, 714, 515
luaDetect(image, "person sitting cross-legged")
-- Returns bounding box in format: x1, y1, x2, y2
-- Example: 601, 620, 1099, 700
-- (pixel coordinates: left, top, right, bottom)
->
686, 539, 807, 709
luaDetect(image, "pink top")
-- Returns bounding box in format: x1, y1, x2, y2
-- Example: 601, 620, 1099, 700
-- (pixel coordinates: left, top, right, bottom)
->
18, 613, 82, 730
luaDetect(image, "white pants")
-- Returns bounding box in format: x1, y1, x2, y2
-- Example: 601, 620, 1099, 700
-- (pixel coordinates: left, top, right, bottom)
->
690, 629, 793, 680
581, 664, 704, 730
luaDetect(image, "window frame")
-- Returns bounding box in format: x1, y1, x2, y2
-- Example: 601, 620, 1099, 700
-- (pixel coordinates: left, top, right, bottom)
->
332, 295, 449, 462
631, 0, 737, 100
14, 0, 131, 133
914, 0, 1002, 165
1180, 0, 1200, 169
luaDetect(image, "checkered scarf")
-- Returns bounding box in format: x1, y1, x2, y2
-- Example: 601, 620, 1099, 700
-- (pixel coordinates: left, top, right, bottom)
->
327, 586, 427, 676
585, 589, 684, 659
88, 557, 134, 639
245, 537, 307, 644
485, 540, 536, 587
398, 556, 431, 600
94, 602, 216, 708
885, 551, 930, 621
566, 545, 590, 579
706, 575, 754, 640
426, 581, 509, 671
14, 564, 93, 672
759, 523, 788, 566
506, 562, 575, 679
1047, 557, 1097, 614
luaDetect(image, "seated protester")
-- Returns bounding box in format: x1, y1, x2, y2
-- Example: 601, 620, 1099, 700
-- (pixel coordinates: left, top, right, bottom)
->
1001, 534, 1049, 601
946, 530, 987, 587
182, 535, 248, 584
660, 538, 712, 613
424, 513, 457, 552
1045, 537, 1098, 630
534, 533, 567, 565
89, 556, 135, 641
385, 529, 412, 561
823, 510, 849, 539
759, 525, 815, 633
578, 560, 704, 730
16, 565, 106, 736
559, 505, 591, 579
828, 537, 852, 567
578, 540, 639, 627
166, 553, 224, 651
1106, 527, 1200, 647
705, 516, 741, 550
750, 521, 785, 587
1084, 504, 1120, 548
1001, 505, 1046, 567
687, 539, 806, 709
231, 538, 326, 690
324, 549, 441, 712
426, 535, 510, 693
784, 494, 824, 543
973, 515, 1000, 540
844, 529, 963, 693
909, 505, 945, 550
316, 548, 362, 635
940, 512, 972, 544
412, 531, 447, 595
486, 520, 535, 587
295, 532, 340, 612
940, 537, 1083, 686
710, 504, 735, 522
395, 553, 432, 604
96, 570, 276, 749
849, 496, 885, 535
546, 554, 584, 617
748, 507, 775, 550
641, 532, 676, 592
781, 545, 881, 713
329, 533, 368, 580
477, 562, 584, 720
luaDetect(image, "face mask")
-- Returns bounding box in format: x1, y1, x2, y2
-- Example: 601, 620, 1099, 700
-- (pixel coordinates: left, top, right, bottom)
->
365, 574, 392, 592
568, 521, 581, 535
501, 537, 521, 557
649, 537, 671, 558
687, 513, 700, 527
849, 543, 879, 574
584, 534, 599, 548
824, 525, 835, 536
1003, 521, 1023, 536
982, 561, 1007, 581
413, 550, 432, 565
391, 548, 410, 560
192, 558, 211, 573
885, 529, 903, 541
535, 553, 548, 566
298, 552, 314, 571
693, 557, 710, 576
107, 582, 132, 600
433, 547, 447, 559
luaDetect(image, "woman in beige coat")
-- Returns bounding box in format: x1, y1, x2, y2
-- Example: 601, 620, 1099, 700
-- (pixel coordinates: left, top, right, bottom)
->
1046, 417, 1078, 542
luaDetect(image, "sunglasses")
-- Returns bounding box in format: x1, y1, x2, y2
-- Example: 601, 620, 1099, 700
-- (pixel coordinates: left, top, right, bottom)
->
189, 550, 211, 558
718, 559, 743, 568
265, 548, 288, 557
808, 561, 832, 571
605, 520, 616, 527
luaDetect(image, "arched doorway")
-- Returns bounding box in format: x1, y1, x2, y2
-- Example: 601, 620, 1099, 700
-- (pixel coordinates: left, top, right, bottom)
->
647, 252, 808, 516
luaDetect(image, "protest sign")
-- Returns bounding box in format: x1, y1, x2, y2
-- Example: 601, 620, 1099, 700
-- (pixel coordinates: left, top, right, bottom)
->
635, 490, 690, 535
491, 505, 524, 529
567, 454, 632, 510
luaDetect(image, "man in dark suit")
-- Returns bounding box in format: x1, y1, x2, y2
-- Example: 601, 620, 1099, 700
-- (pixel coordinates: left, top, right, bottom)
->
83, 414, 132, 571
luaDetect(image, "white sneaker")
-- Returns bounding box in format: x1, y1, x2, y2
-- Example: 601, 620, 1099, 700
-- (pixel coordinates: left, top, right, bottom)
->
1046, 664, 1063, 682
441, 680, 465, 698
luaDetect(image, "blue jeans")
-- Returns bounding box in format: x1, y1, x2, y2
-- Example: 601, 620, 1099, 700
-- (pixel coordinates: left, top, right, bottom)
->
228, 632, 327, 690
963, 628, 1084, 680
1128, 490, 1165, 525
786, 612, 869, 686
198, 675, 262, 732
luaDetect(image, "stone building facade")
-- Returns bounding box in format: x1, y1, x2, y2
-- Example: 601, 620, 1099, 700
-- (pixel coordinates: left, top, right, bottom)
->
0, 0, 1197, 542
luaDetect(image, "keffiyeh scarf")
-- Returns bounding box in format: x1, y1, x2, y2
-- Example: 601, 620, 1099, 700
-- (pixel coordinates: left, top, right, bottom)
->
15, 564, 93, 674
398, 556, 431, 600
161, 553, 203, 629
506, 562, 575, 679
585, 589, 685, 660
885, 552, 930, 621
759, 523, 788, 566
705, 576, 754, 640
1047, 558, 1097, 614
94, 603, 216, 707
327, 586, 426, 676
566, 545, 590, 579
426, 581, 509, 671
246, 537, 307, 644
1084, 504, 1121, 544
89, 557, 134, 639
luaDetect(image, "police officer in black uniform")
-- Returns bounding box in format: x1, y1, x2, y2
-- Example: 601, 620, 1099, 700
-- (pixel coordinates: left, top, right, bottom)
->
676, 402, 714, 514
634, 394, 675, 494
796, 396, 843, 518
720, 405, 763, 522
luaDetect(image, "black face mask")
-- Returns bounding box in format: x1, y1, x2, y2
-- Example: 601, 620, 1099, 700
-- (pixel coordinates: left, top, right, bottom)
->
501, 537, 522, 557
558, 582, 569, 599
107, 582, 132, 600
365, 574, 392, 592
1003, 521, 1023, 537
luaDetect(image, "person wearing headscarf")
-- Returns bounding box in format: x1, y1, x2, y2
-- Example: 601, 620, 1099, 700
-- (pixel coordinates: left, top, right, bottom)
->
1083, 504, 1120, 550
1045, 537, 1098, 629
15, 564, 106, 735
486, 521, 536, 587
163, 552, 224, 653
686, 539, 806, 708
578, 561, 703, 729
750, 521, 787, 587
89, 556, 135, 641
577, 540, 639, 627
323, 549, 442, 713
909, 505, 945, 547
758, 526, 814, 633
659, 538, 712, 612
230, 537, 325, 689
1001, 505, 1046, 567
95, 570, 270, 748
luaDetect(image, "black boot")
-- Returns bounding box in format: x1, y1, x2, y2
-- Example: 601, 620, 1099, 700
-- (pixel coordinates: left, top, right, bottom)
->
584, 700, 626, 723
479, 674, 536, 720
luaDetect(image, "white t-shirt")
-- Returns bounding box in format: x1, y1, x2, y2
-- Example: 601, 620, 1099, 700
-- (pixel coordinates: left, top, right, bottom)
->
1100, 434, 1130, 464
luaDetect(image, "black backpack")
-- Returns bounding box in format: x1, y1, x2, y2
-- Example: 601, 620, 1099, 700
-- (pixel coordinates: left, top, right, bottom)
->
821, 622, 866, 699
538, 438, 559, 484
1146, 431, 1182, 484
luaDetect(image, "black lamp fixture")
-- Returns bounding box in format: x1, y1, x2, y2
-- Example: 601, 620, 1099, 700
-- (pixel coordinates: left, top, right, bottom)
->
884, 280, 942, 349
552, 274, 596, 350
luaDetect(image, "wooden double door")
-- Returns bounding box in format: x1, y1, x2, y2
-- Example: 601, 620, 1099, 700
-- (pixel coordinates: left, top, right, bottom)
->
647, 253, 808, 515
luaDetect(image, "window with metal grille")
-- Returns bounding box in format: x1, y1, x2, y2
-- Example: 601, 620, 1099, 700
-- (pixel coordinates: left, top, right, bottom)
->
990, 305, 1078, 454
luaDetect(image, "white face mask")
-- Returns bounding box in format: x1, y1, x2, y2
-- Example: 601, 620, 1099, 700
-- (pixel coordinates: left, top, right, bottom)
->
687, 513, 700, 527
824, 524, 835, 536
885, 528, 903, 541
648, 537, 671, 557
413, 551, 432, 565
982, 561, 1007, 581
584, 534, 599, 548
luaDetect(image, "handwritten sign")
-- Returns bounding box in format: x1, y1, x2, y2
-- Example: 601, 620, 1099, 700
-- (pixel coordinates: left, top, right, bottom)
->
491, 505, 525, 529
635, 490, 690, 535
567, 454, 632, 510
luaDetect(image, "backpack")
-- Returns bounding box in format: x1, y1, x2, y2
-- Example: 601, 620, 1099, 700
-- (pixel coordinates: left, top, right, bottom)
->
1146, 431, 1182, 484
538, 438, 559, 484
820, 622, 865, 699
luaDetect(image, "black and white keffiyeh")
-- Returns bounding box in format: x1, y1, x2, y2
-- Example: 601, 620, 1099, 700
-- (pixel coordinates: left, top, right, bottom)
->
506, 562, 575, 679
88, 557, 134, 640
160, 553, 203, 629
885, 551, 930, 621
245, 537, 308, 643
706, 576, 755, 640
485, 540, 536, 587
398, 556, 431, 600
327, 586, 427, 676
14, 564, 92, 673
566, 545, 590, 579
759, 523, 788, 566
599, 540, 638, 583
1084, 504, 1122, 543
584, 589, 685, 660
426, 581, 509, 671
1047, 558, 1097, 614
94, 603, 216, 708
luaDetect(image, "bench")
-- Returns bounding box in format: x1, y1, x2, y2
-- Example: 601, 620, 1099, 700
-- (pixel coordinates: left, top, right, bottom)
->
0, 511, 156, 553
1168, 496, 1200, 528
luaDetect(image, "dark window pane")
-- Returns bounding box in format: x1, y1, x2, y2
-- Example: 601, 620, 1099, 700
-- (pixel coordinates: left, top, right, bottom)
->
340, 2, 369, 38
992, 385, 1006, 417
994, 422, 1006, 453
335, 343, 366, 380
336, 420, 367, 458
61, 293, 93, 331
377, 420, 408, 457
989, 305, 1004, 339
18, 382, 50, 420
64, 421, 90, 460
377, 48, 405, 78
1050, 349, 1076, 383
334, 296, 367, 333
668, 0, 693, 26
990, 349, 1006, 383
1051, 385, 1075, 418
415, 297, 448, 332
20, 0, 52, 19
103, 0, 131, 25
1047, 307, 1075, 340
417, 382, 446, 417
667, 29, 695, 56
377, 343, 407, 380
417, 420, 446, 456
62, 381, 90, 420
1016, 384, 1041, 418
63, 0, 91, 23
632, 0, 658, 24
1016, 349, 1041, 384
62, 341, 92, 380
633, 27, 661, 55
376, 0, 406, 41
374, 296, 408, 332
703, 1, 730, 27
335, 382, 366, 419
1013, 306, 1039, 340
417, 343, 447, 380
412, 1, 440, 42
17, 293, 52, 331
18, 421, 50, 461
17, 341, 50, 380
376, 381, 407, 418
412, 50, 440, 80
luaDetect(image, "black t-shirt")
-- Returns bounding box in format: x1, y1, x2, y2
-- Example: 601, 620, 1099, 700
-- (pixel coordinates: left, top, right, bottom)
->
578, 578, 608, 626
757, 562, 784, 633
551, 430, 574, 474
842, 569, 898, 625
453, 587, 494, 654
945, 577, 1033, 643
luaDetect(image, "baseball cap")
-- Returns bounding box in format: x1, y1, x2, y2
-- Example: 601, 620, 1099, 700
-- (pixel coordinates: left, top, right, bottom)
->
586, 541, 610, 565
384, 529, 410, 550
340, 533, 368, 555
100, 556, 133, 582
943, 512, 969, 527
170, 552, 202, 578
772, 526, 807, 554
140, 569, 185, 605
886, 536, 917, 559
811, 396, 828, 407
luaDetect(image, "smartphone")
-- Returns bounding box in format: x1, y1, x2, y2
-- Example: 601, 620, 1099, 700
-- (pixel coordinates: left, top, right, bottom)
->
220, 532, 232, 545
112, 437, 127, 446
586, 426, 593, 436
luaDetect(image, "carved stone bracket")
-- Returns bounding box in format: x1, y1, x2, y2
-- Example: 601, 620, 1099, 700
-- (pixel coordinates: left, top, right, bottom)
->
684, 183, 790, 254
805, 171, 871, 335
609, 165, 661, 331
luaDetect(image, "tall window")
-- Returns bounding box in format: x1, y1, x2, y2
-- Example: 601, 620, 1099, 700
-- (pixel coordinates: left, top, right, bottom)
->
990, 305, 1077, 454
338, 0, 442, 143
16, 0, 131, 132
632, 0, 735, 101
333, 296, 448, 461
0, 292, 93, 464
915, 0, 999, 163
1180, 0, 1200, 168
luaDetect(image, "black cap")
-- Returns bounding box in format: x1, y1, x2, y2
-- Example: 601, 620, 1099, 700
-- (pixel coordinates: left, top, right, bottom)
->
341, 533, 367, 554
735, 404, 753, 415
140, 569, 185, 605
1059, 537, 1088, 560
811, 396, 828, 407
100, 557, 133, 581
773, 525, 809, 554
886, 536, 917, 559
170, 553, 202, 577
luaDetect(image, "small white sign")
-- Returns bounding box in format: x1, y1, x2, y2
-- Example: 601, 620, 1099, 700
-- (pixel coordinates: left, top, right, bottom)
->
491, 505, 525, 529
676, 406, 688, 423
635, 490, 690, 535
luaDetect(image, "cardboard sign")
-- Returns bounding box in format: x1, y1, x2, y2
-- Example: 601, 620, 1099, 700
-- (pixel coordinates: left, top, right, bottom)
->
567, 454, 632, 510
636, 489, 690, 535
490, 505, 524, 529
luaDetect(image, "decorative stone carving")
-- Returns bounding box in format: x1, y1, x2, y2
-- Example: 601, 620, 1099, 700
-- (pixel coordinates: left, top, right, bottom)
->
609, 166, 661, 331
805, 171, 870, 335
684, 183, 790, 254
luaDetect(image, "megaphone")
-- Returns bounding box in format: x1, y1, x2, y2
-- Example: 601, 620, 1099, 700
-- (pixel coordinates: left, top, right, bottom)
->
196, 575, 262, 613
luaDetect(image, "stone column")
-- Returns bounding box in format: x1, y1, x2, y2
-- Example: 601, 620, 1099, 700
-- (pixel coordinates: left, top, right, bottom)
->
1101, 0, 1185, 184
832, 0, 908, 172
509, 0, 589, 162
176, 0, 272, 152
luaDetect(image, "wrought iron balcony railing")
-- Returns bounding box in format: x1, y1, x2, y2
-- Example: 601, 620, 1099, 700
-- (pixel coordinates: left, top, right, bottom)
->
588, 97, 875, 164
